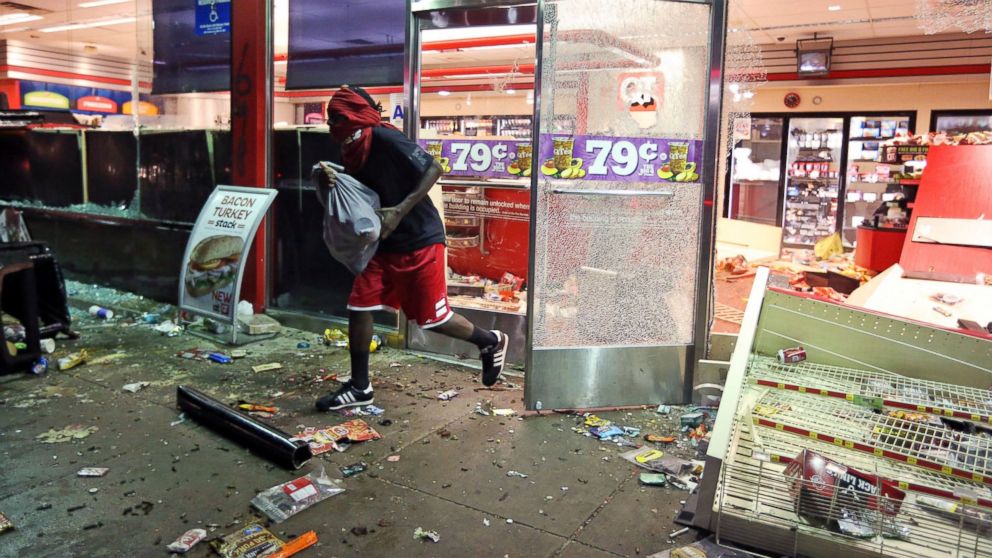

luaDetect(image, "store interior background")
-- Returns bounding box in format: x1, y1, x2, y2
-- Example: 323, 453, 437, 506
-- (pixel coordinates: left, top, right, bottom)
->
0, 0, 990, 348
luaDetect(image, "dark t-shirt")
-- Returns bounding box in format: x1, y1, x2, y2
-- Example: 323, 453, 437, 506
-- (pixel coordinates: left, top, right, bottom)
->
353, 127, 446, 253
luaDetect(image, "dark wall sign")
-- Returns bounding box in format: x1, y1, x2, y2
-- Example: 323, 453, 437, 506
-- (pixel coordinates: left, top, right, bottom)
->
286, 0, 406, 90
153, 0, 231, 94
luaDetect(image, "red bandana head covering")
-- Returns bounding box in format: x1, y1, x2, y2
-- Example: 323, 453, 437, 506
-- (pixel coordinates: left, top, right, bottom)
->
327, 87, 398, 173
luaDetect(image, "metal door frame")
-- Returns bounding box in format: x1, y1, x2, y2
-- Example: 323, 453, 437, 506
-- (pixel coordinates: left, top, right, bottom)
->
524, 0, 727, 409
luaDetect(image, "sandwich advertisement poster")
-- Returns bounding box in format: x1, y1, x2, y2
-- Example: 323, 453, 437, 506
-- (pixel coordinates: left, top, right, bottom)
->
180, 186, 277, 321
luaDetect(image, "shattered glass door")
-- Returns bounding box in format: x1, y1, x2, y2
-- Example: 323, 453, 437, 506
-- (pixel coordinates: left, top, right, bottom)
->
526, 0, 718, 409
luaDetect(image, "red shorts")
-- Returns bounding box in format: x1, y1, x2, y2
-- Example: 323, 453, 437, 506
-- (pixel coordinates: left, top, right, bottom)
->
347, 243, 452, 328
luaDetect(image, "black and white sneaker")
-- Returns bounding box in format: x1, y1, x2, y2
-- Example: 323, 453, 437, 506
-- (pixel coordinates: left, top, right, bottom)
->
316, 383, 374, 412
480, 330, 508, 387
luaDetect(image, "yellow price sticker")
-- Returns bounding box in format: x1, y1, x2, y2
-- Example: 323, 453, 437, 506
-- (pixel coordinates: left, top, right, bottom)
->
809, 432, 818, 440
777, 383, 785, 390
987, 416, 992, 424
917, 405, 927, 412
844, 441, 854, 449
845, 394, 855, 401
752, 417, 759, 425
771, 455, 780, 462
775, 423, 784, 431
820, 389, 828, 396
874, 448, 884, 457
907, 457, 917, 465
974, 473, 984, 483
944, 409, 954, 417
972, 414, 981, 422
942, 465, 953, 475
799, 386, 807, 393
833, 438, 843, 446
898, 481, 909, 490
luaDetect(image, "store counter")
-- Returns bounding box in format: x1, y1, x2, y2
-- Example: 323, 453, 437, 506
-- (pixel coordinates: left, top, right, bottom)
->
854, 225, 906, 272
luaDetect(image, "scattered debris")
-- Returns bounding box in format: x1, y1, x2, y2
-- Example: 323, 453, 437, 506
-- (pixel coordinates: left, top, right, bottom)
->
77, 467, 109, 478
36, 425, 98, 443
387, 455, 401, 462
252, 363, 283, 373
170, 413, 187, 427
483, 518, 490, 527
645, 434, 676, 444
57, 350, 88, 371
437, 389, 459, 401
212, 524, 285, 558
640, 473, 668, 486
40, 338, 55, 354
506, 470, 528, 478
297, 342, 311, 350
413, 527, 440, 543
0, 513, 12, 535
251, 468, 345, 523
324, 328, 348, 347
669, 527, 690, 539
166, 528, 207, 554
350, 526, 368, 536
492, 408, 516, 417
208, 352, 233, 364
238, 403, 278, 414
269, 531, 318, 558
230, 349, 247, 359
340, 462, 368, 478
122, 382, 150, 393
679, 412, 705, 428
506, 518, 514, 524
647, 536, 756, 558
656, 405, 671, 415
154, 321, 183, 337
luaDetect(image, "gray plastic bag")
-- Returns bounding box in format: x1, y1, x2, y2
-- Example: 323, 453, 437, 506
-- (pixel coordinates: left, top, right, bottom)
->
312, 162, 381, 275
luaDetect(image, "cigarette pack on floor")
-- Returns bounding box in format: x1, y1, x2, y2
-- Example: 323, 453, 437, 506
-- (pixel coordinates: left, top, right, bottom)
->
784, 449, 905, 520
251, 467, 345, 523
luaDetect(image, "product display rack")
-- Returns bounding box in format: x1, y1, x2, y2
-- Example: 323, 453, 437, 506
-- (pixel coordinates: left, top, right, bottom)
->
693, 274, 992, 558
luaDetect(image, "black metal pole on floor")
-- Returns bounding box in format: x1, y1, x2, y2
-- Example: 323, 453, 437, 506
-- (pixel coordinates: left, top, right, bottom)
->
176, 385, 312, 470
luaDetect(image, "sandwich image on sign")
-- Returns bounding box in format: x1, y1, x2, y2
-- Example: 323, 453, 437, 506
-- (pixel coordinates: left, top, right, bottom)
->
185, 235, 244, 297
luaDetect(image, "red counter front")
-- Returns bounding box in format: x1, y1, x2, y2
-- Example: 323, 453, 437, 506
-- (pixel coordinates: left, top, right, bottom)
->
854, 226, 906, 273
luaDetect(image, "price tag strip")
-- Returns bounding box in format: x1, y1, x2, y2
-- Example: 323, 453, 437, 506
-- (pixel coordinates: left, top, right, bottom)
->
748, 389, 992, 490
749, 356, 992, 425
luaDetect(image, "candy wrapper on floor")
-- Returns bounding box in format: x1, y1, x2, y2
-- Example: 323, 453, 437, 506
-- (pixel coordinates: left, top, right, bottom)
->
0, 512, 12, 535
647, 535, 754, 557
251, 467, 345, 523
211, 524, 284, 558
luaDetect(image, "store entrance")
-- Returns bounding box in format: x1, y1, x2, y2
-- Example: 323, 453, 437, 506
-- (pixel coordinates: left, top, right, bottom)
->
405, 3, 539, 367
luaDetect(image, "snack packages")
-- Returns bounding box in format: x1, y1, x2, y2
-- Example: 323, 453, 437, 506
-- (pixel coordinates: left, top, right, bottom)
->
312, 162, 381, 275
785, 449, 906, 520
211, 524, 284, 558
251, 467, 345, 523
328, 419, 382, 443
166, 528, 207, 553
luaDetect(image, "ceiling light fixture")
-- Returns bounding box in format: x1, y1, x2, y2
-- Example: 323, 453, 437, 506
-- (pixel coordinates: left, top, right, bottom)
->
827, 5, 841, 11
79, 0, 130, 7
0, 13, 42, 26
40, 16, 135, 33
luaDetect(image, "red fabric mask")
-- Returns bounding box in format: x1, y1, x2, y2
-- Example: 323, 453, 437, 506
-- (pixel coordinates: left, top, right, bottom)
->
327, 88, 398, 173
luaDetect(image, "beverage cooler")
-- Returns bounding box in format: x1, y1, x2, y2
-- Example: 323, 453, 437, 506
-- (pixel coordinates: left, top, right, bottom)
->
727, 112, 916, 251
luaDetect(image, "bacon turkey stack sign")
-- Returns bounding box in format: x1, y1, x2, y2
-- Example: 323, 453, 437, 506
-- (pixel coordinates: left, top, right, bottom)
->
180, 186, 277, 322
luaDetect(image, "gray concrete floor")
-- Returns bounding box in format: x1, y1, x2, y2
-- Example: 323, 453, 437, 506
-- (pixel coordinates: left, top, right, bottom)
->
0, 310, 701, 557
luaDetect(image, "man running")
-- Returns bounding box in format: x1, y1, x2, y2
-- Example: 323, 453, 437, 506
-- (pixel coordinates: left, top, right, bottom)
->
316, 86, 509, 412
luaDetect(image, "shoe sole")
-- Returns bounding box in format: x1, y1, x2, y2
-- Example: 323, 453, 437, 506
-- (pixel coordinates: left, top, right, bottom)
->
319, 396, 374, 412
483, 332, 508, 387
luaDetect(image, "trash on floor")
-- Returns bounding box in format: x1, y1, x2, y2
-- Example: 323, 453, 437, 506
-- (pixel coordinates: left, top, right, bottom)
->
639, 473, 668, 486
413, 527, 440, 543
292, 427, 344, 456
506, 470, 528, 478
644, 434, 676, 444
121, 382, 150, 393
212, 524, 284, 558
40, 338, 55, 354
621, 448, 691, 477
387, 455, 401, 462
340, 462, 368, 478
76, 467, 109, 478
656, 404, 671, 415
36, 424, 98, 443
584, 414, 611, 427
437, 389, 459, 401
176, 385, 312, 470
252, 362, 283, 373
165, 528, 207, 554
57, 350, 88, 371
336, 404, 385, 418
269, 531, 318, 558
296, 342, 311, 350
88, 352, 127, 366
153, 320, 183, 337
679, 412, 706, 428
324, 328, 348, 347
251, 467, 345, 523
0, 512, 12, 535
492, 408, 516, 417
230, 349, 247, 359
292, 419, 381, 455
237, 403, 279, 415
208, 352, 233, 364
